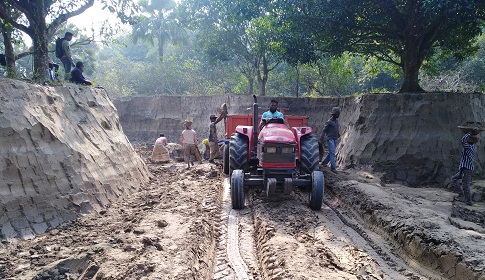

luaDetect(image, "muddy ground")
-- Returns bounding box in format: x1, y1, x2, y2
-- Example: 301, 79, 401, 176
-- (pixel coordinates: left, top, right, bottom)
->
1, 155, 484, 279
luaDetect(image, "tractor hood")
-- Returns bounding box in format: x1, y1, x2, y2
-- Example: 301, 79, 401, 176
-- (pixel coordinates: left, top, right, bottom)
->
258, 123, 296, 144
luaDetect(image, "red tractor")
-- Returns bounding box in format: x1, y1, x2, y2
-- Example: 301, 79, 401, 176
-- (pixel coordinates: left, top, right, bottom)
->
222, 96, 324, 210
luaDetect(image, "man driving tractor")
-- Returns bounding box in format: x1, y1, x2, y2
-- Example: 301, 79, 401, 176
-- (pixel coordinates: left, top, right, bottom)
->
259, 99, 287, 130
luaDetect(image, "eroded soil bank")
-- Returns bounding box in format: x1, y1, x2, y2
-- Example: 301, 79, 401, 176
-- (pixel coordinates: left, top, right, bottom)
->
114, 93, 485, 186
0, 78, 149, 240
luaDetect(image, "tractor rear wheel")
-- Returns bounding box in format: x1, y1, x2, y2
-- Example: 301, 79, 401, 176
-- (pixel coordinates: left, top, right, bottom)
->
231, 169, 245, 209
309, 170, 324, 210
223, 143, 230, 175
300, 133, 320, 174
229, 133, 248, 173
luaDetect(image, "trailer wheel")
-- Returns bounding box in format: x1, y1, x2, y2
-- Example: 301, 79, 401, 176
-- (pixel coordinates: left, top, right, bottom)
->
231, 169, 245, 209
223, 143, 230, 175
229, 133, 248, 173
300, 133, 320, 174
309, 170, 324, 210
266, 178, 277, 196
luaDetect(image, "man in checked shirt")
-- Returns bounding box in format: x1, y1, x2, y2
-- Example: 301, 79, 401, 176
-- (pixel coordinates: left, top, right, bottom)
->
451, 128, 480, 206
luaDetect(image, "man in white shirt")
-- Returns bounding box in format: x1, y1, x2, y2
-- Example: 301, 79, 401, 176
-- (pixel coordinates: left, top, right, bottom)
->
181, 120, 202, 168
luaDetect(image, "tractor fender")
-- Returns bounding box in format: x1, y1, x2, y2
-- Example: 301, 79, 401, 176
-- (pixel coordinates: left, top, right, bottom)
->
292, 127, 314, 160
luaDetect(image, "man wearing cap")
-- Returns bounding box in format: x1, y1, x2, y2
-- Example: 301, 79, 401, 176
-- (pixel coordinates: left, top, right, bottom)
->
451, 128, 480, 206
181, 120, 202, 168
70, 61, 92, 85
60, 32, 75, 78
208, 114, 223, 163
320, 107, 341, 173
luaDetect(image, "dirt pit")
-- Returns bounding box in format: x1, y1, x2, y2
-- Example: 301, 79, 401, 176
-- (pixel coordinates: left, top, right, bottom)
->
1, 159, 484, 279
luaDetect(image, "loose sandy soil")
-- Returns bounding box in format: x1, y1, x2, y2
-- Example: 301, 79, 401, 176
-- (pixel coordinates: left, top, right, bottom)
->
1, 159, 484, 279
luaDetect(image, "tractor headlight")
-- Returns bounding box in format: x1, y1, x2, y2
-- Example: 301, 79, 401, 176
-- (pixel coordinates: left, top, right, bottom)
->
281, 146, 294, 153
265, 146, 277, 153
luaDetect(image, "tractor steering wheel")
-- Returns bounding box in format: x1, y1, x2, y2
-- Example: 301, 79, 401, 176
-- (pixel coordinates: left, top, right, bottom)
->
265, 117, 284, 125
260, 117, 284, 130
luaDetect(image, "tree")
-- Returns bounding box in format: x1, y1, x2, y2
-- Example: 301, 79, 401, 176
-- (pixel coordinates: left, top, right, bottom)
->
0, 0, 96, 80
278, 0, 485, 92
131, 0, 186, 63
0, 4, 32, 78
0, 0, 140, 81
179, 0, 282, 96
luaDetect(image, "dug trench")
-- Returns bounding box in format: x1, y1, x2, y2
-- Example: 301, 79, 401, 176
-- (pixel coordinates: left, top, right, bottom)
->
1, 78, 485, 279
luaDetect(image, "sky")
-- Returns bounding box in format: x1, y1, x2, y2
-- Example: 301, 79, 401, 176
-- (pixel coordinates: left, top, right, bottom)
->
67, 2, 127, 37
21, 2, 124, 48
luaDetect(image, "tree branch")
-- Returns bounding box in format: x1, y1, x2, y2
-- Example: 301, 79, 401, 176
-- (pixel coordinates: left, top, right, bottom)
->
48, 0, 95, 38
0, 2, 31, 35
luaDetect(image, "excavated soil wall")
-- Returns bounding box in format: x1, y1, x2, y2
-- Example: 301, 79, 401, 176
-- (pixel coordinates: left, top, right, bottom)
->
0, 78, 150, 239
114, 93, 485, 186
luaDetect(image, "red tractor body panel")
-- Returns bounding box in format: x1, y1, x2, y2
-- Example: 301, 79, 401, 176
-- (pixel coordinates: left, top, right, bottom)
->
259, 123, 296, 144
225, 114, 308, 139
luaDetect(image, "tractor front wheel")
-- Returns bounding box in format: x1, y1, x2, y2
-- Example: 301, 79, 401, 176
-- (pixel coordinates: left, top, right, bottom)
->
231, 169, 245, 209
309, 170, 324, 210
266, 178, 277, 196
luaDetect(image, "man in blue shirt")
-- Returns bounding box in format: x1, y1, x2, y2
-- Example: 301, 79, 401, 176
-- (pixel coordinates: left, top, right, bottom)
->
451, 129, 479, 206
320, 107, 340, 173
259, 99, 285, 130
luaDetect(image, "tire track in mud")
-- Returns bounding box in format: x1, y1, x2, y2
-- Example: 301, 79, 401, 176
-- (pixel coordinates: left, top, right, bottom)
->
213, 178, 260, 280
215, 175, 427, 279
249, 188, 427, 279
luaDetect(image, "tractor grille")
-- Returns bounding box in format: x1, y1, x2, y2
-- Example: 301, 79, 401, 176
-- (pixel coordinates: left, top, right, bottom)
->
259, 143, 296, 164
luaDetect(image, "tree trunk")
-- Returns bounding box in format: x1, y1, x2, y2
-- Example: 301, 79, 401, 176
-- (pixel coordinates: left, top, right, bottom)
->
295, 64, 300, 97
399, 19, 426, 93
256, 56, 268, 96
32, 33, 49, 80
399, 56, 425, 93
247, 77, 254, 95
30, 1, 49, 81
158, 31, 165, 63
2, 28, 16, 78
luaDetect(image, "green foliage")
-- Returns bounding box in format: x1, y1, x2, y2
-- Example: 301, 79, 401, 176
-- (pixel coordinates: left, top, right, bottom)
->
179, 0, 283, 95
460, 34, 485, 92
277, 0, 485, 92
131, 0, 186, 63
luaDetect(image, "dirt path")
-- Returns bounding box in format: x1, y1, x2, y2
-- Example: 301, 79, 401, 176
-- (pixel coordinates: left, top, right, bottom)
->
1, 161, 483, 279
0, 162, 223, 279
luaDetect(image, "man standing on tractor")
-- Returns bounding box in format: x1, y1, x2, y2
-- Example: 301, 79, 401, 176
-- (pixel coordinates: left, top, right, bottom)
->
208, 114, 223, 163
259, 99, 285, 130
320, 107, 341, 173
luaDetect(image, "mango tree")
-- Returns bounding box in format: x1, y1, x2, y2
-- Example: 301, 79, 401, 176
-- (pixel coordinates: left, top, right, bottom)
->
278, 0, 485, 92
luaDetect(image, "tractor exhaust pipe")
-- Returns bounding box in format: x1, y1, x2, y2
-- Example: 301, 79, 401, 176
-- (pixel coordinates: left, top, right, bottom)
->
252, 95, 258, 157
